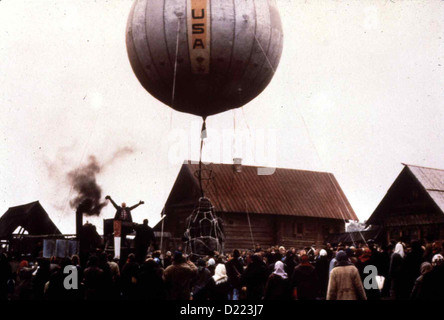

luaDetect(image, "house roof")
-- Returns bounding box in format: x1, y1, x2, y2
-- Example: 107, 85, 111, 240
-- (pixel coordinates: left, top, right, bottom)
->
404, 164, 444, 213
164, 162, 358, 221
0, 201, 61, 238
367, 164, 444, 226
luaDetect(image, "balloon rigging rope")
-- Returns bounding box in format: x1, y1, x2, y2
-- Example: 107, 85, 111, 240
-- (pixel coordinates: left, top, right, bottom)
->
171, 18, 181, 112
298, 112, 366, 246
254, 28, 365, 246
254, 34, 276, 75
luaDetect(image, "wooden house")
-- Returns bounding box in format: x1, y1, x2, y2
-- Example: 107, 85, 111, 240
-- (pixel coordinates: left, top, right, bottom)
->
367, 164, 444, 244
154, 161, 357, 252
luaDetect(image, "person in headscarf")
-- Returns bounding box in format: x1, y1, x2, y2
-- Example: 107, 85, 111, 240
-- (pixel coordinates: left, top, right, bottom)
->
263, 261, 291, 300
356, 247, 381, 300
203, 263, 230, 300
14, 260, 36, 300
315, 249, 330, 299
410, 261, 433, 299
389, 242, 405, 299
419, 254, 444, 300
326, 251, 367, 300
207, 258, 216, 276
292, 254, 319, 300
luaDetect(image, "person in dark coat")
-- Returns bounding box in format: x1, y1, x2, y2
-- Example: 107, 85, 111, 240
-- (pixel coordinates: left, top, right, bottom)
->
225, 249, 244, 300
32, 258, 50, 300
14, 260, 36, 300
315, 249, 330, 299
356, 247, 381, 300
106, 195, 144, 222
389, 242, 405, 299
241, 254, 268, 300
0, 253, 11, 300
133, 219, 156, 264
419, 254, 444, 300
263, 261, 292, 300
82, 255, 106, 300
411, 261, 433, 299
120, 253, 140, 299
163, 251, 172, 269
191, 259, 212, 300
137, 258, 167, 300
292, 254, 319, 300
398, 241, 424, 300
46, 258, 81, 300
282, 250, 298, 280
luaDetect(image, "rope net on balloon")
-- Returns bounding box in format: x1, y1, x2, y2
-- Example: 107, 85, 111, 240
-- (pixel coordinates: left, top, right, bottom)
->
184, 197, 225, 258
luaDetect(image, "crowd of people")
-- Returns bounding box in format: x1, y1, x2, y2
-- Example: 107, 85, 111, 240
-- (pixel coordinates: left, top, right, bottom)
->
0, 239, 443, 300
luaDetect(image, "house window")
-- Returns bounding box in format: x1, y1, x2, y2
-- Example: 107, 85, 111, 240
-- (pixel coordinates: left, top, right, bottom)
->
294, 223, 303, 235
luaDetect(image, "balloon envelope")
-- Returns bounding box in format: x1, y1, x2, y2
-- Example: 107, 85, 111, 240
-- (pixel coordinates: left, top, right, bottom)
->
126, 0, 284, 118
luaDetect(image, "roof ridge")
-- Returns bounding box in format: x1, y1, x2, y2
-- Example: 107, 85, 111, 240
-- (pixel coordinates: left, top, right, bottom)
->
403, 163, 444, 172
8, 201, 39, 210
183, 161, 333, 175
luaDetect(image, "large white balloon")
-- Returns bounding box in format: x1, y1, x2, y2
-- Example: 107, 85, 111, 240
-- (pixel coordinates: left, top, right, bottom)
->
126, 0, 284, 118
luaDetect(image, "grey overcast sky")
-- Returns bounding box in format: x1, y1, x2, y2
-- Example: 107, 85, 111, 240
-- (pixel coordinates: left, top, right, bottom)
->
1, 0, 443, 234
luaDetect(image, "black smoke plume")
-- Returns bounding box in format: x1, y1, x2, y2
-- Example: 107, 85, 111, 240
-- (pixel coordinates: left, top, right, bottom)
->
68, 155, 107, 216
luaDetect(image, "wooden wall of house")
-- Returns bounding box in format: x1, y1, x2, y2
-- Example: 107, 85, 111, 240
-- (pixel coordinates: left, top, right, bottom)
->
220, 213, 345, 252
156, 208, 347, 253
276, 216, 345, 249
384, 223, 444, 243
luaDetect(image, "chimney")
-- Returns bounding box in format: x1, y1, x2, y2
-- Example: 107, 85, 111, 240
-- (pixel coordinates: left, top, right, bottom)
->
233, 158, 242, 173
76, 209, 83, 239
75, 198, 92, 239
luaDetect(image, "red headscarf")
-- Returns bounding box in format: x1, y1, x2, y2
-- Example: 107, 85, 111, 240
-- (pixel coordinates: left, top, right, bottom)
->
359, 248, 372, 264
19, 260, 29, 269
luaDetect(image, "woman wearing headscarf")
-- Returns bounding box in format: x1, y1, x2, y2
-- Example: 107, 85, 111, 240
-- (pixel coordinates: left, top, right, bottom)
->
203, 263, 230, 300
356, 247, 380, 300
410, 261, 433, 300
315, 249, 330, 299
263, 261, 291, 300
419, 254, 444, 300
326, 251, 367, 300
389, 242, 405, 299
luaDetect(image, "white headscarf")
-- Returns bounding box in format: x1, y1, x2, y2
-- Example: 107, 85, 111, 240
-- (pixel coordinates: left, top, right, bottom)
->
213, 264, 228, 285
273, 261, 288, 279
319, 249, 327, 257
208, 258, 216, 266
432, 254, 444, 266
394, 243, 405, 258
